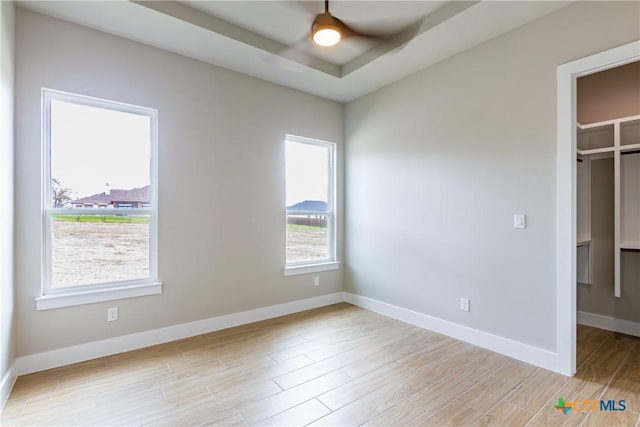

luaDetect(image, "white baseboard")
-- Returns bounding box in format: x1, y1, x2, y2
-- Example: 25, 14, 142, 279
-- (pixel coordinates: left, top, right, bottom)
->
14, 292, 345, 377
10, 291, 566, 392
345, 293, 562, 374
1, 362, 16, 413
578, 311, 640, 337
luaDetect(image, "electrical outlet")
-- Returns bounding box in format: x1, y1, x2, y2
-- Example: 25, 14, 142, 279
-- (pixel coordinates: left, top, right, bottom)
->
313, 276, 320, 286
460, 298, 470, 312
107, 307, 118, 322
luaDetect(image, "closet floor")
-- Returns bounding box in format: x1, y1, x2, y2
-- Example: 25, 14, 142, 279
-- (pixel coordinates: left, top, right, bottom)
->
570, 324, 640, 425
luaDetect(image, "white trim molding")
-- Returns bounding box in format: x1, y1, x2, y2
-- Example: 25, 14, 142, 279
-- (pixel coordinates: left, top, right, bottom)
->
1, 362, 16, 413
284, 261, 340, 276
40, 88, 159, 306
9, 290, 575, 399
556, 40, 640, 377
285, 134, 338, 271
578, 311, 640, 337
345, 293, 562, 375
35, 282, 162, 310
15, 292, 345, 376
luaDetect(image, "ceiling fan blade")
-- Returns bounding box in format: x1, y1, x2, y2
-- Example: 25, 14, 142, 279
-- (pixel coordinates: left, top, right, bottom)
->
332, 16, 359, 38
288, 0, 323, 16
332, 15, 392, 42
264, 36, 341, 77
279, 36, 312, 59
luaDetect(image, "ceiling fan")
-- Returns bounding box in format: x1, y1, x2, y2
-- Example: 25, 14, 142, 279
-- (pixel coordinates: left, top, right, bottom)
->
310, 0, 387, 47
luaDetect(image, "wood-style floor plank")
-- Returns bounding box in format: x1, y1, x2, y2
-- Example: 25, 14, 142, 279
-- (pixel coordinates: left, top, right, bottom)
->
238, 370, 350, 425
473, 401, 533, 426
254, 399, 329, 427
508, 367, 569, 413
2, 305, 639, 426
309, 398, 379, 426
421, 400, 484, 426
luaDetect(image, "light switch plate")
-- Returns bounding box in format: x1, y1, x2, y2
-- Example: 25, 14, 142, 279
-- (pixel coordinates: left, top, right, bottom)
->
514, 214, 526, 229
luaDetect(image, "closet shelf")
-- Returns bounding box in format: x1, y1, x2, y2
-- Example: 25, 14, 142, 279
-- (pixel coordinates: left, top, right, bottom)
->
577, 147, 614, 156
620, 241, 640, 250
577, 114, 639, 298
577, 115, 640, 130
620, 143, 640, 152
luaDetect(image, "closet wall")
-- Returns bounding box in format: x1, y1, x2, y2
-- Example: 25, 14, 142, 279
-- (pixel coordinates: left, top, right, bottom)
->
578, 62, 640, 124
577, 61, 640, 328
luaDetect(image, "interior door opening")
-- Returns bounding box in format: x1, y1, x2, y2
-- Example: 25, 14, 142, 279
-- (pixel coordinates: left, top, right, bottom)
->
556, 40, 639, 377
575, 62, 640, 370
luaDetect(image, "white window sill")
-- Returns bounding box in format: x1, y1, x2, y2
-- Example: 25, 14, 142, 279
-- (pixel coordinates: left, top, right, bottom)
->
35, 282, 162, 310
284, 262, 340, 276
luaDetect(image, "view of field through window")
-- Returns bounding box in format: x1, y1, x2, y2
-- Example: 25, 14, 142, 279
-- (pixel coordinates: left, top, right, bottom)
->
286, 138, 333, 264
52, 216, 150, 288
46, 93, 154, 289
47, 95, 331, 286
286, 214, 329, 263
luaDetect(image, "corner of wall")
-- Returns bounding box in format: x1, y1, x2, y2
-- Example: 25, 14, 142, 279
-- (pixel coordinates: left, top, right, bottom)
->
0, 0, 17, 411
0, 363, 17, 412
345, 293, 564, 375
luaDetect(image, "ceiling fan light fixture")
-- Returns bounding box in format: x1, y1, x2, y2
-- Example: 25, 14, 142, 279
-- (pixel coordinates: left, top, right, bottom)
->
311, 10, 343, 47
313, 27, 341, 47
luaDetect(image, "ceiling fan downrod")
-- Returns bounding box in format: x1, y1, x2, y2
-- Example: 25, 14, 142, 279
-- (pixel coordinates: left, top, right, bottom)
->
312, 0, 343, 47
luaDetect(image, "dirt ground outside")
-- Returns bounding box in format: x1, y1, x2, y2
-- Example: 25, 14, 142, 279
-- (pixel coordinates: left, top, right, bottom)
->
52, 221, 328, 287
286, 226, 329, 263
52, 221, 149, 288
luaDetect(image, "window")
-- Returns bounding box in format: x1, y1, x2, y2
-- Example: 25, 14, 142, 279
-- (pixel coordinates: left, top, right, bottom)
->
38, 89, 160, 310
285, 135, 338, 274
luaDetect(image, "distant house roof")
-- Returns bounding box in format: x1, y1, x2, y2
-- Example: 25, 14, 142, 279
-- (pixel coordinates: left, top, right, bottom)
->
287, 200, 327, 212
73, 185, 150, 204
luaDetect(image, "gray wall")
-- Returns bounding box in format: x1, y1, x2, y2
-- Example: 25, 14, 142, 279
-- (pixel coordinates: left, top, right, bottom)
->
0, 0, 16, 404
14, 8, 344, 357
345, 1, 640, 352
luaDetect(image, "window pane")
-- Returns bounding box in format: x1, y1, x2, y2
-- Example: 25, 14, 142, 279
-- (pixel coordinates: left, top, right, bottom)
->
285, 137, 334, 267
50, 99, 151, 207
51, 214, 150, 288
286, 214, 329, 263
43, 90, 157, 293
286, 141, 329, 207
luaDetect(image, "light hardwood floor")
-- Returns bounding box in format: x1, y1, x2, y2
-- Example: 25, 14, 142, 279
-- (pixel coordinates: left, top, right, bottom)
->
2, 303, 639, 426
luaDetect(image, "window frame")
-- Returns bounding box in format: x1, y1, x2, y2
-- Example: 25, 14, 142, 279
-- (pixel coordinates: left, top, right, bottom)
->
37, 88, 161, 310
284, 135, 339, 275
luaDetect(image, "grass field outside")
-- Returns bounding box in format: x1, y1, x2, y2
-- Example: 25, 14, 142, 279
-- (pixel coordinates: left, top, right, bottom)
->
53, 214, 149, 224
286, 223, 325, 231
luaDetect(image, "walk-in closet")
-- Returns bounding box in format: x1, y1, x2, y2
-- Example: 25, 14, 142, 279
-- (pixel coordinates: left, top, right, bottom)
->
576, 61, 640, 337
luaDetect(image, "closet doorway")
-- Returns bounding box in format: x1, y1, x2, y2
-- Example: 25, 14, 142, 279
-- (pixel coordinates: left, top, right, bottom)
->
576, 61, 640, 369
556, 41, 639, 377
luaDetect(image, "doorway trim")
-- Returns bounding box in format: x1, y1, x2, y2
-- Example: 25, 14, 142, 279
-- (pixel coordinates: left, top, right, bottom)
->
556, 40, 640, 376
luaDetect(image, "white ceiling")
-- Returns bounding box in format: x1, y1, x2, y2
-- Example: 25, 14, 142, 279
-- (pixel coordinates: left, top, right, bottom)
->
182, 1, 448, 64
18, 0, 572, 103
